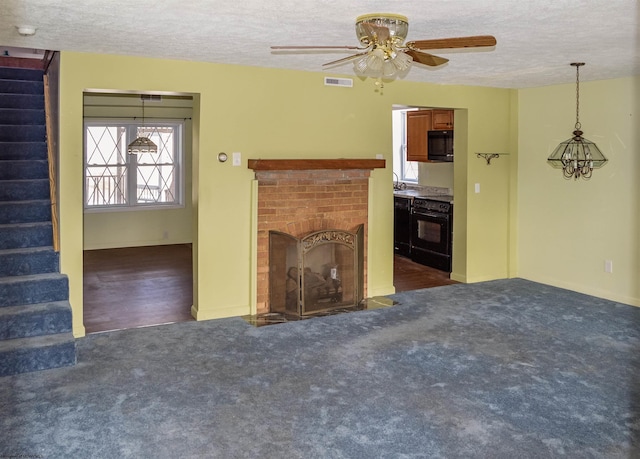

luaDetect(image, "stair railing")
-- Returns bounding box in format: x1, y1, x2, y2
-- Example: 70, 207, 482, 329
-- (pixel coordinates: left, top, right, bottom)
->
43, 69, 60, 252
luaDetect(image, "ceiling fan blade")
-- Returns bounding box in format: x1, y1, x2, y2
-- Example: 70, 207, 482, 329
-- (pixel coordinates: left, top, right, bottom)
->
407, 35, 497, 50
271, 45, 366, 50
361, 22, 390, 43
322, 51, 370, 67
405, 50, 449, 67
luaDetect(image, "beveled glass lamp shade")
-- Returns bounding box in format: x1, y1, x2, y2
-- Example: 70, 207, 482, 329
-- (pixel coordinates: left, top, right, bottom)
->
547, 130, 607, 179
127, 136, 158, 155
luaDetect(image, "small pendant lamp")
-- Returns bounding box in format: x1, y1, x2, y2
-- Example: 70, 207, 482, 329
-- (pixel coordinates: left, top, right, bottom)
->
547, 63, 607, 179
127, 97, 158, 154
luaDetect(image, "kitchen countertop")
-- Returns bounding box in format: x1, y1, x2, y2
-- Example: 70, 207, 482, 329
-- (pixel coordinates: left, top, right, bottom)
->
393, 189, 423, 199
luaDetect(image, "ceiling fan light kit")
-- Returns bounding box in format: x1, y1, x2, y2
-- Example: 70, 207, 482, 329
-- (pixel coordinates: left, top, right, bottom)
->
271, 13, 496, 87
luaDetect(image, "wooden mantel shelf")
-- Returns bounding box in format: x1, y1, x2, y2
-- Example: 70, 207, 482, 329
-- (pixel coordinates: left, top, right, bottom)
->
248, 158, 386, 171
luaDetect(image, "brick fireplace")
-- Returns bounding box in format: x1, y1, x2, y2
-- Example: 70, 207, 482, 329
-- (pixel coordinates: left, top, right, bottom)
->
249, 159, 385, 314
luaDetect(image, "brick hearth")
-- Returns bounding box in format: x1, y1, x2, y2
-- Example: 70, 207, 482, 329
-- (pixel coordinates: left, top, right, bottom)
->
250, 159, 384, 314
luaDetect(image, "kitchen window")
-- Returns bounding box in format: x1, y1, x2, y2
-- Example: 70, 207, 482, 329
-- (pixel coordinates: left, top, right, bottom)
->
392, 109, 419, 182
84, 121, 184, 210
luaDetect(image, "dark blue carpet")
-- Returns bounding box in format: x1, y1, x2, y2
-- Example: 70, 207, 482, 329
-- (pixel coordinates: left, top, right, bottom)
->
0, 64, 75, 377
0, 279, 638, 458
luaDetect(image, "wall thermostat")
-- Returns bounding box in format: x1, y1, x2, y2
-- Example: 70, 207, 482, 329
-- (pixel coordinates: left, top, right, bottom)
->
217, 152, 228, 162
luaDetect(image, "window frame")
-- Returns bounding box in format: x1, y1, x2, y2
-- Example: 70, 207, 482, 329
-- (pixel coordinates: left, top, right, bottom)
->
83, 119, 185, 212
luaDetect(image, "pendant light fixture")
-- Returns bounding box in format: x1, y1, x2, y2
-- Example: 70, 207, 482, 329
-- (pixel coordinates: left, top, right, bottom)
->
547, 62, 607, 179
127, 96, 158, 154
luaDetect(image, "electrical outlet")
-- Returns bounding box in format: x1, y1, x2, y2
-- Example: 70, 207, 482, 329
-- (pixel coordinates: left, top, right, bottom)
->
604, 260, 613, 273
162, 230, 169, 240
232, 152, 241, 166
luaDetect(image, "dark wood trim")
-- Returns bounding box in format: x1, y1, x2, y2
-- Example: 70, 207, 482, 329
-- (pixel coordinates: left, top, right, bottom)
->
248, 159, 385, 171
0, 55, 46, 70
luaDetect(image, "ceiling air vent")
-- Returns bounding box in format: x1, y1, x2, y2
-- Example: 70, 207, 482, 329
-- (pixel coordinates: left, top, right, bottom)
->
324, 77, 353, 88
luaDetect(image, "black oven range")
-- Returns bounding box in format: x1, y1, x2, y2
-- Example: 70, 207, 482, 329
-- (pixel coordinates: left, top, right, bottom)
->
410, 196, 453, 272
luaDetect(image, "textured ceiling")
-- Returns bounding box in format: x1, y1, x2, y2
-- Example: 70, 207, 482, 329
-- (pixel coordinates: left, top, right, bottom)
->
1, 0, 639, 88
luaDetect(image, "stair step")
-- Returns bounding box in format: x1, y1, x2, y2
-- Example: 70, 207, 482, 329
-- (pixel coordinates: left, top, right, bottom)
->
0, 93, 44, 110
0, 199, 51, 224
0, 332, 76, 377
0, 67, 43, 82
0, 125, 45, 142
0, 272, 68, 307
0, 159, 48, 180
0, 301, 72, 340
0, 221, 52, 250
0, 142, 47, 160
0, 67, 75, 377
0, 79, 43, 95
0, 179, 49, 201
0, 246, 58, 276
0, 108, 45, 125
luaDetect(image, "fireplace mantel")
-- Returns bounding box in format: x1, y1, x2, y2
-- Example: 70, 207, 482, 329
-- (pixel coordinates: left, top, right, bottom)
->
248, 158, 385, 171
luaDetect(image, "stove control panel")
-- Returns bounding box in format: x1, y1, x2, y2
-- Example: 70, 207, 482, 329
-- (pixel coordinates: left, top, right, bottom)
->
413, 199, 452, 213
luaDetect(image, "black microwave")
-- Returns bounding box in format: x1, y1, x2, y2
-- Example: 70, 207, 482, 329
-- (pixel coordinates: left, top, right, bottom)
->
427, 130, 454, 162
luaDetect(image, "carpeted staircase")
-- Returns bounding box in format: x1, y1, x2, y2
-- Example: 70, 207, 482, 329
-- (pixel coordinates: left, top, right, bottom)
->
0, 65, 76, 377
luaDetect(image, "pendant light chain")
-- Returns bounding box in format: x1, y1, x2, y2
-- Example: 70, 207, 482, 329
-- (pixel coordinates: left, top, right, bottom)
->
574, 63, 581, 131
571, 62, 585, 132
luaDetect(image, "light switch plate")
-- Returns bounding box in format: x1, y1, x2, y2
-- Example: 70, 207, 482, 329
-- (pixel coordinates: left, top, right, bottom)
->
475, 183, 480, 193
232, 152, 241, 166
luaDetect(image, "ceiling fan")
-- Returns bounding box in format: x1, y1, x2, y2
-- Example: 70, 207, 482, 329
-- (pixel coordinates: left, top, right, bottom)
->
272, 13, 496, 84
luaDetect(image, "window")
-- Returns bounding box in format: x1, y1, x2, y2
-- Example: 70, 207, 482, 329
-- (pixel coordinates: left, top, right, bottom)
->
84, 121, 184, 210
392, 110, 419, 182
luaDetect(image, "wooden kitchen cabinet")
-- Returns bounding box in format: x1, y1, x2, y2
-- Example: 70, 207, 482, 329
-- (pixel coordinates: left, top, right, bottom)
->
431, 109, 454, 130
406, 110, 432, 162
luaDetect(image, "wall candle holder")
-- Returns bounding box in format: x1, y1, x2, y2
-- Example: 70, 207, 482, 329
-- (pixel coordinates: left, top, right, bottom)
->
476, 153, 504, 165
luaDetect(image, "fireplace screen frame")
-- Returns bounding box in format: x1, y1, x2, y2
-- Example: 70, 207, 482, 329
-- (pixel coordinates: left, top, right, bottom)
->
269, 224, 364, 316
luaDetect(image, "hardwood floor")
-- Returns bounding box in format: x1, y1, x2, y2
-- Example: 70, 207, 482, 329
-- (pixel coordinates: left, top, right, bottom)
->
83, 244, 194, 334
83, 245, 455, 334
393, 254, 458, 292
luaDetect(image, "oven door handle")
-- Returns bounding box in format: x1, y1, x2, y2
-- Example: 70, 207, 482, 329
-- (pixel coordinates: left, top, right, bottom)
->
413, 211, 448, 219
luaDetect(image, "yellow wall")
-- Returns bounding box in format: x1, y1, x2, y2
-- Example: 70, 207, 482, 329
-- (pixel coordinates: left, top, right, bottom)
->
518, 76, 639, 306
58, 51, 515, 337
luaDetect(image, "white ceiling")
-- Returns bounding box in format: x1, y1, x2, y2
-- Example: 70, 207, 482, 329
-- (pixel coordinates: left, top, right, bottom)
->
1, 0, 639, 89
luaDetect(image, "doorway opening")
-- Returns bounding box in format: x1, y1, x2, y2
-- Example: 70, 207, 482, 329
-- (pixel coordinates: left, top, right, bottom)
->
82, 91, 195, 333
391, 105, 459, 291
